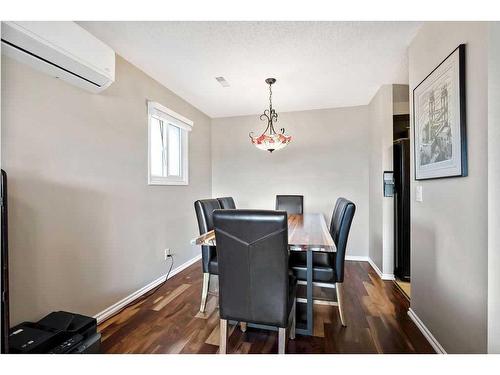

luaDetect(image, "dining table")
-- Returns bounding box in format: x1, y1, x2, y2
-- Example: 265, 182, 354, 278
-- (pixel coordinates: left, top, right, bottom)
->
191, 212, 337, 336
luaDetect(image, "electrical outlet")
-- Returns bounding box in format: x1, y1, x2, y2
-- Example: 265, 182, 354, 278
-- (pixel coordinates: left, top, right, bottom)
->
164, 248, 172, 260
416, 185, 423, 202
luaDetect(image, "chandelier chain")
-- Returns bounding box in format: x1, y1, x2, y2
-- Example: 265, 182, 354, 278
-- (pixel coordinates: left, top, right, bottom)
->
269, 83, 273, 111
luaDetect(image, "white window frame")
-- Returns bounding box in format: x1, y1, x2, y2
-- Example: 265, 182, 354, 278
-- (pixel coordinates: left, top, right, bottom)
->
147, 101, 193, 185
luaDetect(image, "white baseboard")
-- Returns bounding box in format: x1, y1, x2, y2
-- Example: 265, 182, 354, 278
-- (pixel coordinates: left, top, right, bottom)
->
94, 254, 202, 324
408, 308, 446, 354
367, 257, 395, 280
345, 255, 369, 262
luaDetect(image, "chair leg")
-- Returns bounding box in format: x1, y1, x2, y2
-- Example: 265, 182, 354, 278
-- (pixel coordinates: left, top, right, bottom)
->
336, 282, 347, 327
199, 273, 210, 313
278, 327, 287, 354
290, 298, 296, 340
219, 319, 227, 354
240, 322, 247, 332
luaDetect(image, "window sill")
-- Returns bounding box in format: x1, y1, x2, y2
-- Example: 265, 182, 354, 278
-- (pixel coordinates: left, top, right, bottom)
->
148, 179, 188, 186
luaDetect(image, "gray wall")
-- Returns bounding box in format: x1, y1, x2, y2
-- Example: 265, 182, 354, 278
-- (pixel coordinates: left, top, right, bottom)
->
393, 84, 410, 115
1, 55, 212, 324
368, 85, 394, 273
409, 22, 488, 353
211, 106, 370, 258
488, 22, 500, 353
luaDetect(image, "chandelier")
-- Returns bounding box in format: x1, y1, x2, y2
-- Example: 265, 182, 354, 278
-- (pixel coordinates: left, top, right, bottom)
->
249, 78, 292, 152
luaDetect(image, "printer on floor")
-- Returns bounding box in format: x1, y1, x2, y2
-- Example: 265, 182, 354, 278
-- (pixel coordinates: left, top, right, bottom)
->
9, 311, 101, 354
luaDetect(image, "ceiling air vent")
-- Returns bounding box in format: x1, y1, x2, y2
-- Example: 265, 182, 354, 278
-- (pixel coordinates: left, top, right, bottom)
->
215, 76, 230, 87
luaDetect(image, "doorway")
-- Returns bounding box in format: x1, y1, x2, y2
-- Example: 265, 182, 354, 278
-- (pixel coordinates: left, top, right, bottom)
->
393, 114, 411, 299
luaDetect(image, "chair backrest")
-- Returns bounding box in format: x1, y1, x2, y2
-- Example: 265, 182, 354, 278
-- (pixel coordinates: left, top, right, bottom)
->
217, 197, 236, 209
194, 199, 222, 273
275, 195, 303, 215
214, 209, 290, 328
329, 198, 356, 283
194, 199, 221, 234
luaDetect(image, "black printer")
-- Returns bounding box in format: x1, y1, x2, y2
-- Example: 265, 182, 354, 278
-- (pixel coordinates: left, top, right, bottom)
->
9, 311, 101, 354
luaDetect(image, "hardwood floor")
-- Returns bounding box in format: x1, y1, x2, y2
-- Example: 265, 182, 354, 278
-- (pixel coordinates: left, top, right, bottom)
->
98, 261, 434, 354
395, 279, 411, 299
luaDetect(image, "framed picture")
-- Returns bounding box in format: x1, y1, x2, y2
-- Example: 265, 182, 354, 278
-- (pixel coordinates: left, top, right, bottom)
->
413, 44, 467, 180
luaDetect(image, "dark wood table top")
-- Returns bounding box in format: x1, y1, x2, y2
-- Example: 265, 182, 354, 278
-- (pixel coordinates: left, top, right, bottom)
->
287, 213, 336, 252
191, 213, 336, 253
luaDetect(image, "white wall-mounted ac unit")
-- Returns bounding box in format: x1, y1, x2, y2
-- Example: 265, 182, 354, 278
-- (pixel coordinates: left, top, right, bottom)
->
1, 21, 115, 93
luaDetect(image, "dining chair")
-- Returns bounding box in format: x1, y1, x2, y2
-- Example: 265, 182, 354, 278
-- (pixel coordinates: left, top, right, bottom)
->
216, 197, 236, 209
213, 209, 296, 354
194, 199, 222, 313
289, 197, 356, 326
275, 195, 304, 215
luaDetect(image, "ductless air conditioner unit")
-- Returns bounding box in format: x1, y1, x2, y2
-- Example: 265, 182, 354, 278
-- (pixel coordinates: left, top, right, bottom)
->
1, 21, 115, 93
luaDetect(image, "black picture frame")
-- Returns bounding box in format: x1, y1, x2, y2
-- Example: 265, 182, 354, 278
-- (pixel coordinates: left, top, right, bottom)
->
412, 44, 467, 181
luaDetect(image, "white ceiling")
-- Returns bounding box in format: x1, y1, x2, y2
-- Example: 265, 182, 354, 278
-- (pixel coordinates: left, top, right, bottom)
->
79, 21, 421, 118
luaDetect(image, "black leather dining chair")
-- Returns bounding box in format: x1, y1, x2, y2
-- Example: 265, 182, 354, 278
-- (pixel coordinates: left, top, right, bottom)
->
213, 209, 297, 354
216, 197, 236, 209
275, 195, 303, 215
194, 199, 222, 313
289, 197, 356, 326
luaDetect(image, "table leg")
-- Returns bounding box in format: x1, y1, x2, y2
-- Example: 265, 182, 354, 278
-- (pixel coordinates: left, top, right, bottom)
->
306, 249, 313, 335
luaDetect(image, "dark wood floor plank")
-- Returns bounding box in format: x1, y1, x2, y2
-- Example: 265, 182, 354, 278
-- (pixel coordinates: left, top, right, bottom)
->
98, 260, 434, 354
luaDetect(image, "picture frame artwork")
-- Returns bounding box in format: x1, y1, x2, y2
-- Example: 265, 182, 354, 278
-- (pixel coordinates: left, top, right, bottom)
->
413, 44, 467, 180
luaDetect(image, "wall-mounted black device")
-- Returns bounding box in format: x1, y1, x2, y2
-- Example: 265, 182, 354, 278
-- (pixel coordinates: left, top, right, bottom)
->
383, 171, 395, 197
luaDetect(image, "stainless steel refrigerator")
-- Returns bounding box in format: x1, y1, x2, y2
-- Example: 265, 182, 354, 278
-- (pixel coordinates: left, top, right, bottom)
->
393, 139, 410, 281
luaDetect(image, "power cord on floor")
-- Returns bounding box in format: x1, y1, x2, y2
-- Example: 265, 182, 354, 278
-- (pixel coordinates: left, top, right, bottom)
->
103, 254, 175, 321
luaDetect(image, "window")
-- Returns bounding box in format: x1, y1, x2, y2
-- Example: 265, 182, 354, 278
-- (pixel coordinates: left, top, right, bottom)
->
148, 101, 193, 185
